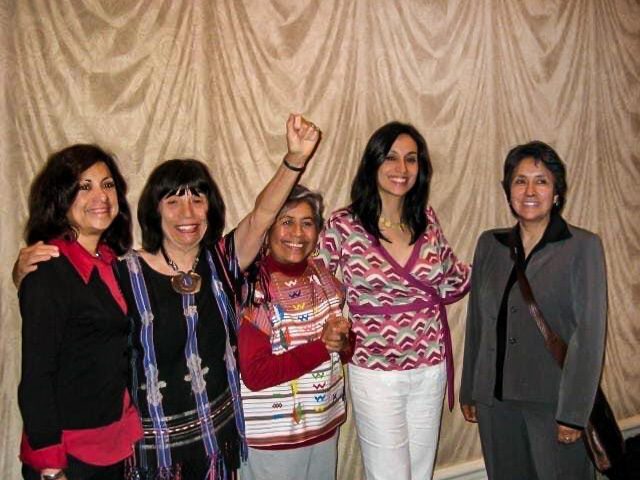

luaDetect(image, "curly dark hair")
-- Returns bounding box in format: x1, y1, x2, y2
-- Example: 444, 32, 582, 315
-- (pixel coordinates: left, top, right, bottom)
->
25, 144, 132, 255
502, 140, 567, 216
350, 121, 433, 244
137, 159, 226, 253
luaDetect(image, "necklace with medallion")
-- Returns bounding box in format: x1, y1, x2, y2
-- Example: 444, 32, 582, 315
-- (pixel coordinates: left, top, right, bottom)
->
161, 246, 202, 294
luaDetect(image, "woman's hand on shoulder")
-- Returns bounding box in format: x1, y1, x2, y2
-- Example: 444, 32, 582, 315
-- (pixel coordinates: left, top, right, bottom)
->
13, 241, 60, 289
284, 113, 321, 168
460, 403, 478, 423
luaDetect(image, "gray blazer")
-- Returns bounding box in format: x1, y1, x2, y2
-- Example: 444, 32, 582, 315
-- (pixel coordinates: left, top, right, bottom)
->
460, 218, 607, 427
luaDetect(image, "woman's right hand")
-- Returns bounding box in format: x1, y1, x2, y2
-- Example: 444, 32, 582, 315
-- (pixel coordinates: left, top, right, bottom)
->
12, 241, 60, 289
461, 403, 478, 423
284, 113, 321, 168
321, 316, 350, 353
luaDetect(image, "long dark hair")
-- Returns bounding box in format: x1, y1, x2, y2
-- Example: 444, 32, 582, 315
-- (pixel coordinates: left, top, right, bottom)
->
137, 159, 226, 253
350, 121, 433, 243
25, 144, 132, 255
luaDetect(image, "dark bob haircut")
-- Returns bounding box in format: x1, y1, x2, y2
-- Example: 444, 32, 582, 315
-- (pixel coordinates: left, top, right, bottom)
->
25, 144, 132, 255
350, 121, 433, 244
277, 184, 324, 232
502, 140, 567, 216
138, 159, 226, 253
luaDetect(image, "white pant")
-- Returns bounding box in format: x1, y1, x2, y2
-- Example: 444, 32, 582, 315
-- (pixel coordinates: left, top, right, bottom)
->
348, 362, 446, 480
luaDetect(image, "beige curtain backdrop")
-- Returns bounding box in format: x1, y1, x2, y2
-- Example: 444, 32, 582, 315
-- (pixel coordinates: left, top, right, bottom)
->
1, 1, 638, 478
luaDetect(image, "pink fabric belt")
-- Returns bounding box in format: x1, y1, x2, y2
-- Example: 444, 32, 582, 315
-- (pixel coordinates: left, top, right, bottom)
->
349, 298, 455, 411
349, 299, 437, 315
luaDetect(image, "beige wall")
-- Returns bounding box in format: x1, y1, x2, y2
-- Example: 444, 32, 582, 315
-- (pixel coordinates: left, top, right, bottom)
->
1, 1, 639, 478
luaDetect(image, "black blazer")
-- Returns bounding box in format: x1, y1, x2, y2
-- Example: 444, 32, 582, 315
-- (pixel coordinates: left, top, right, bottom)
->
18, 255, 130, 449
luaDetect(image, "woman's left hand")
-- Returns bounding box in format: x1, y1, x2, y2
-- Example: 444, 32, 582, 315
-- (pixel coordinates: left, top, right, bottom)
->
284, 114, 321, 167
321, 316, 350, 353
557, 424, 582, 444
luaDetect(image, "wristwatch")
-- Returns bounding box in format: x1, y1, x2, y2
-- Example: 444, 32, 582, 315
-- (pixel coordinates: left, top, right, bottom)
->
41, 471, 65, 480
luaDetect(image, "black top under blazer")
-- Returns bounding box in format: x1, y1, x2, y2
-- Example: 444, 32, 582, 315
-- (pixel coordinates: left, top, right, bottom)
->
460, 215, 607, 428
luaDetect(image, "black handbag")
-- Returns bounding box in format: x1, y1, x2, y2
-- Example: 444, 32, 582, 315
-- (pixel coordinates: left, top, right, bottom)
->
510, 240, 625, 473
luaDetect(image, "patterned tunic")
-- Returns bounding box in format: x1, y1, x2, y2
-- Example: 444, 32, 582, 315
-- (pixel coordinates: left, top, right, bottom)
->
317, 207, 470, 372
239, 259, 347, 448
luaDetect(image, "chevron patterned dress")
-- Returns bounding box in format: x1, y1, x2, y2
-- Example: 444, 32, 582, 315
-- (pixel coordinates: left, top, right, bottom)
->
317, 207, 470, 373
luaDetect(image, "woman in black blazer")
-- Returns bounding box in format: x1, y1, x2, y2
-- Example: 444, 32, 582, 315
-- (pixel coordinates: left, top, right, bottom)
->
18, 145, 142, 480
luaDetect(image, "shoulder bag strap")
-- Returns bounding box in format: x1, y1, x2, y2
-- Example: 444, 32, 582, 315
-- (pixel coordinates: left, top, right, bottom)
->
509, 236, 568, 368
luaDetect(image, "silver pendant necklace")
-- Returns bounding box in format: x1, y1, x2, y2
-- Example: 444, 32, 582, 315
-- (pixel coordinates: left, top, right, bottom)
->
161, 245, 202, 294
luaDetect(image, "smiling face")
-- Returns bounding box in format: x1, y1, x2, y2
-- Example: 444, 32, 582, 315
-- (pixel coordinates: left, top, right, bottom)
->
268, 201, 319, 265
509, 157, 558, 226
376, 134, 419, 202
158, 189, 209, 253
66, 161, 119, 246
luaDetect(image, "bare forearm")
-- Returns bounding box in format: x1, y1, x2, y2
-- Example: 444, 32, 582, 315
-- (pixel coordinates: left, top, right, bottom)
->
235, 114, 320, 270
235, 158, 304, 270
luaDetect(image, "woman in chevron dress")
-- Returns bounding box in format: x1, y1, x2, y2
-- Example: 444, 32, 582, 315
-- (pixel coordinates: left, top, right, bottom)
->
317, 122, 470, 480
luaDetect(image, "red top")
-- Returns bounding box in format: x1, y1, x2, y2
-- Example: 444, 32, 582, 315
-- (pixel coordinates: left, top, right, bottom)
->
239, 319, 331, 391
20, 239, 142, 470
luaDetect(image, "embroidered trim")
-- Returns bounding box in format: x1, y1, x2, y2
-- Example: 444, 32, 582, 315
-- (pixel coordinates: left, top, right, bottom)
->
125, 253, 173, 469
125, 248, 247, 479
205, 249, 248, 462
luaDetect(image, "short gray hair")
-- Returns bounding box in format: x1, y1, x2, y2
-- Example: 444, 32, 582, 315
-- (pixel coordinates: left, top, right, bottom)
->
279, 184, 324, 231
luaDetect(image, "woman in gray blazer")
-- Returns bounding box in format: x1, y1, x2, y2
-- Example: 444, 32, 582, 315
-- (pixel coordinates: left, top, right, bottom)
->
460, 141, 606, 480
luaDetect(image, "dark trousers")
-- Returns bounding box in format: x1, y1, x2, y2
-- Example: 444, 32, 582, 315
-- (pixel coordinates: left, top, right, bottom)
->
476, 399, 594, 480
22, 457, 124, 480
